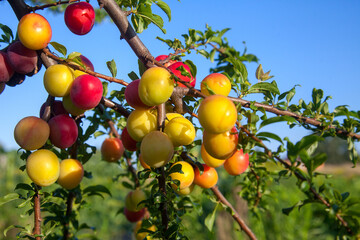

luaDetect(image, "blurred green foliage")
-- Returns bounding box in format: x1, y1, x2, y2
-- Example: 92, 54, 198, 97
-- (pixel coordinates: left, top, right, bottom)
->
1, 149, 359, 239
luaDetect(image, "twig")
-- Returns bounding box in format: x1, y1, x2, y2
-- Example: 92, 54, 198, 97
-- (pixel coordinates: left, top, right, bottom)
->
42, 48, 128, 86
27, 0, 80, 12
211, 186, 257, 240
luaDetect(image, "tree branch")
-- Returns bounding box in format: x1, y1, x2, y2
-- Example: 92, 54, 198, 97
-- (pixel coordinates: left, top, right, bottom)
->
33, 185, 42, 240
211, 186, 257, 240
42, 48, 128, 86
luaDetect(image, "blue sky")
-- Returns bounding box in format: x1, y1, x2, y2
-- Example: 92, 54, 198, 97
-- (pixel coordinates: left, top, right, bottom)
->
0, 0, 359, 151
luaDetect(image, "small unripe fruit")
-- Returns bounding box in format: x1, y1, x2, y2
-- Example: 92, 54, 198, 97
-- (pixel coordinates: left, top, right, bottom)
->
57, 159, 84, 190
14, 116, 50, 151
26, 149, 60, 187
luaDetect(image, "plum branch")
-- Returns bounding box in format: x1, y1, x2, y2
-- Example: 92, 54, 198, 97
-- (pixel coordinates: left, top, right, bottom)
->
42, 48, 129, 86
27, 0, 80, 12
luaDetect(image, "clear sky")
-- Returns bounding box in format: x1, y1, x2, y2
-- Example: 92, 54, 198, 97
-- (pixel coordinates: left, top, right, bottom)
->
0, 0, 359, 151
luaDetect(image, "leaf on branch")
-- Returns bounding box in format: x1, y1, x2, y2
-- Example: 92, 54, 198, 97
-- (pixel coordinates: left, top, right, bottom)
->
128, 71, 140, 81
256, 132, 283, 144
259, 115, 296, 129
0, 193, 19, 206
83, 184, 112, 197
49, 42, 67, 56
204, 203, 219, 232
106, 59, 117, 78
248, 82, 280, 95
153, 0, 171, 21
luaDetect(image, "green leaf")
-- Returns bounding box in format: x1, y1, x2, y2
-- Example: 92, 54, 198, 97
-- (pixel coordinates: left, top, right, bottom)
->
204, 203, 218, 232
83, 185, 112, 197
153, 0, 171, 21
259, 116, 296, 129
255, 64, 264, 80
15, 183, 34, 191
295, 135, 323, 154
0, 193, 19, 206
128, 71, 140, 81
137, 4, 166, 34
248, 82, 280, 95
49, 42, 67, 56
256, 132, 283, 144
94, 131, 106, 138
4, 224, 25, 237
184, 60, 197, 79
67, 51, 82, 60
106, 59, 117, 78
138, 59, 147, 77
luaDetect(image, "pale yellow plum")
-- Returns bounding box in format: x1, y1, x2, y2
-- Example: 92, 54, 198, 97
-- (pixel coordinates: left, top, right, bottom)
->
203, 127, 238, 160
200, 144, 225, 168
125, 189, 147, 212
62, 95, 86, 116
57, 159, 84, 190
140, 131, 174, 168
169, 161, 195, 190
44, 64, 75, 97
164, 117, 196, 147
134, 220, 156, 240
126, 109, 157, 142
198, 95, 237, 134
138, 67, 174, 106
26, 149, 60, 187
